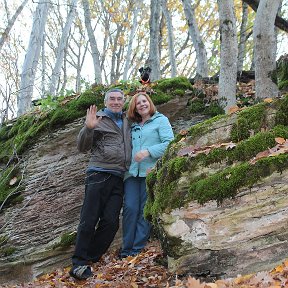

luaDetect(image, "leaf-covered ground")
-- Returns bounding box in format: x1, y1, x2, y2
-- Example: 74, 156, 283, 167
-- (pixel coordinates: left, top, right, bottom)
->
2, 240, 288, 288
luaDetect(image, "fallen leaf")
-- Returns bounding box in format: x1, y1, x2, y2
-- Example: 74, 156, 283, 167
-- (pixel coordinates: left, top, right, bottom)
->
228, 106, 240, 114
264, 98, 273, 103
275, 137, 286, 145
186, 276, 206, 288
205, 283, 218, 288
179, 129, 188, 136
9, 177, 18, 186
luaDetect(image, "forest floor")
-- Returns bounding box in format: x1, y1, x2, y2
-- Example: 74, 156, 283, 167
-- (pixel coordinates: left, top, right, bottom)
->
2, 240, 288, 288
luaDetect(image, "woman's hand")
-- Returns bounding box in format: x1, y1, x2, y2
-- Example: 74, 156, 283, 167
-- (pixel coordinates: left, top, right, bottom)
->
85, 105, 102, 129
134, 150, 150, 162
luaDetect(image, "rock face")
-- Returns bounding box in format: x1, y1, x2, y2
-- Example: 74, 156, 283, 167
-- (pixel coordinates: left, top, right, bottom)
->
0, 119, 122, 285
0, 96, 193, 285
147, 101, 288, 279
161, 170, 288, 278
0, 95, 287, 284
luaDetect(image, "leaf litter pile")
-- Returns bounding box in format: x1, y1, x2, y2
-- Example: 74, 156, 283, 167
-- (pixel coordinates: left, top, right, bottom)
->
2, 240, 288, 288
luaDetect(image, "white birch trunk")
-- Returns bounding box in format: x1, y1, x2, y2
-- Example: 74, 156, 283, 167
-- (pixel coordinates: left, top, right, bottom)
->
48, 0, 78, 96
253, 0, 280, 99
237, 2, 248, 72
0, 0, 29, 51
182, 0, 208, 78
217, 0, 238, 113
17, 0, 50, 116
123, 1, 142, 81
41, 32, 46, 98
147, 0, 161, 81
162, 0, 177, 77
82, 0, 102, 84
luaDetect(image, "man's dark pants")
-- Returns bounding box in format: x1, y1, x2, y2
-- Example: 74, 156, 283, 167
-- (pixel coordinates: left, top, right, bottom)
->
72, 171, 123, 266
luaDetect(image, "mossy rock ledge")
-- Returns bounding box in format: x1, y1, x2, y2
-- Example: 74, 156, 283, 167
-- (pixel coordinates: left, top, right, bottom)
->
146, 96, 288, 279
0, 77, 194, 285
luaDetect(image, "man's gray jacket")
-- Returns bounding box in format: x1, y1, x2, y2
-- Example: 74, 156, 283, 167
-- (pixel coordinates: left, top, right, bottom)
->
77, 110, 131, 173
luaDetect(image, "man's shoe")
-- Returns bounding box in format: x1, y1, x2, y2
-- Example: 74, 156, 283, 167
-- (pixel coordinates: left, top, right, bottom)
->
69, 265, 92, 280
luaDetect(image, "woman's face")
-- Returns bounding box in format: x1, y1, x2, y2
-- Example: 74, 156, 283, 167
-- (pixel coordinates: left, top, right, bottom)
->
135, 95, 150, 117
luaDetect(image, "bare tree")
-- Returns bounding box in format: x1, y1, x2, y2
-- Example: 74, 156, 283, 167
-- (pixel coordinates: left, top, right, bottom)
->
237, 2, 249, 72
0, 0, 29, 51
123, 0, 143, 81
48, 0, 78, 96
217, 0, 238, 113
17, 0, 50, 116
181, 0, 208, 78
82, 0, 102, 84
162, 0, 177, 77
253, 0, 281, 99
147, 0, 161, 81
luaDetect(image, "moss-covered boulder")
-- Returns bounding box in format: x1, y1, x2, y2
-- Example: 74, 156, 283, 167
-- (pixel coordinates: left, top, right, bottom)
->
146, 95, 288, 279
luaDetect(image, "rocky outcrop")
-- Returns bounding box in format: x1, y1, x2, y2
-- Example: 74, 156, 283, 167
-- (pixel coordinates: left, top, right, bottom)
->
0, 119, 123, 285
0, 95, 194, 285
161, 170, 288, 278
147, 99, 288, 279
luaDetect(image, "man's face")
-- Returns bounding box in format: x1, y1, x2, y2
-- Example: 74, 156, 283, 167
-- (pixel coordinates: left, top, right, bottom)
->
105, 92, 125, 113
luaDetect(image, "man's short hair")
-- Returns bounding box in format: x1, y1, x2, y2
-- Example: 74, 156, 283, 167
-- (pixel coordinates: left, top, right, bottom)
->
104, 88, 125, 102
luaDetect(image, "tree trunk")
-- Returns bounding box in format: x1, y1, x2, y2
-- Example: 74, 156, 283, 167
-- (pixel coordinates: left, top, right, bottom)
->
41, 32, 46, 98
147, 0, 161, 81
123, 1, 142, 81
181, 0, 208, 78
162, 0, 177, 77
217, 0, 238, 113
237, 2, 248, 72
17, 0, 50, 116
82, 0, 102, 84
253, 0, 280, 99
48, 0, 78, 96
0, 0, 29, 51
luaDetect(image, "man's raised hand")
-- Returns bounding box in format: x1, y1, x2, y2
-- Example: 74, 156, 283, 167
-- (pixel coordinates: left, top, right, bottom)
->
85, 105, 102, 129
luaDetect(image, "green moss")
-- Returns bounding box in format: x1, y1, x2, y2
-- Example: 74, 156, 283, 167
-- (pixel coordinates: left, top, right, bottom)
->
205, 102, 225, 117
276, 55, 288, 83
278, 80, 288, 90
0, 246, 16, 257
275, 95, 288, 126
190, 154, 288, 204
0, 235, 8, 246
53, 231, 77, 249
0, 165, 22, 207
156, 77, 192, 92
150, 91, 172, 105
150, 77, 193, 104
173, 89, 186, 96
0, 124, 13, 141
0, 235, 16, 257
230, 102, 266, 142
146, 153, 288, 220
145, 157, 189, 220
189, 99, 206, 114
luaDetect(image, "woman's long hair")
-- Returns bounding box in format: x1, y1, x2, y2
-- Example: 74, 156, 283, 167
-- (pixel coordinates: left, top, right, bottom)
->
127, 92, 156, 123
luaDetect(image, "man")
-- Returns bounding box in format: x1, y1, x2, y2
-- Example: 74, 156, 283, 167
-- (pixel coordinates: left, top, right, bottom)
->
70, 88, 131, 280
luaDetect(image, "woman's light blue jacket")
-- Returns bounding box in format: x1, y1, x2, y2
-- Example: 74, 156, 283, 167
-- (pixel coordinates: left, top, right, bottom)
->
127, 112, 174, 178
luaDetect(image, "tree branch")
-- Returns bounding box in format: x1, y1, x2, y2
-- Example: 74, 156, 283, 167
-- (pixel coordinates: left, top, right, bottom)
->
243, 0, 288, 33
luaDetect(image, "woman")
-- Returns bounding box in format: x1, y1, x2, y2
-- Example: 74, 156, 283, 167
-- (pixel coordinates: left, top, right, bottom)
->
119, 92, 174, 258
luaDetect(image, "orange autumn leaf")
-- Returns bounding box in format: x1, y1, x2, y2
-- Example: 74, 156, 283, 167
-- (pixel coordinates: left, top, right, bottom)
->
275, 137, 286, 145
264, 98, 274, 103
179, 129, 188, 136
186, 276, 206, 288
228, 105, 240, 114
